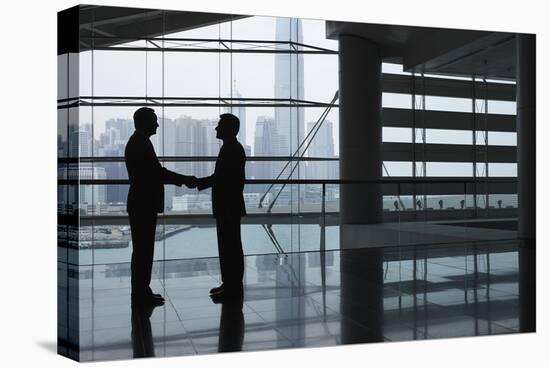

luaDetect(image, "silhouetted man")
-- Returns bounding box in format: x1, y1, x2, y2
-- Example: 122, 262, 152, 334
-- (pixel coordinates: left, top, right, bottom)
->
197, 113, 246, 299
125, 107, 197, 305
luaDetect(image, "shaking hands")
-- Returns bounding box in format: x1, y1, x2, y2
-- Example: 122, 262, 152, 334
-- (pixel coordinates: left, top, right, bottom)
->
181, 175, 198, 189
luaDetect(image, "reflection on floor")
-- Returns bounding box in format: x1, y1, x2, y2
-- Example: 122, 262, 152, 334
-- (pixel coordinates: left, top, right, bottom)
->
58, 240, 535, 362
340, 221, 517, 249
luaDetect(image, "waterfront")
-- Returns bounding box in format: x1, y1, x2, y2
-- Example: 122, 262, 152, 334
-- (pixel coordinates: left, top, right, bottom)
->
72, 224, 341, 265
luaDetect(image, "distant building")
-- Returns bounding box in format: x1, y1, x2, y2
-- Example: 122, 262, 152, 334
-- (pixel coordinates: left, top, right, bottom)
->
253, 116, 286, 193
274, 18, 304, 157
243, 192, 262, 208
223, 81, 247, 144
70, 129, 92, 157
78, 164, 107, 214
306, 120, 338, 179
172, 194, 212, 211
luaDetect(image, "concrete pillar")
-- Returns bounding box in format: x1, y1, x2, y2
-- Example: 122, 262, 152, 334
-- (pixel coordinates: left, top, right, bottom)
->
339, 35, 382, 224
518, 241, 536, 332
516, 34, 536, 240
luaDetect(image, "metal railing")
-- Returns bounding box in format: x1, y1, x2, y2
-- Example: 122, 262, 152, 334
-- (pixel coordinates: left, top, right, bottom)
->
59, 177, 518, 255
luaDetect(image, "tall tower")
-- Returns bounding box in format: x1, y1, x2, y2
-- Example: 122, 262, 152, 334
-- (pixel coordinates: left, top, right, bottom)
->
274, 18, 304, 160
306, 120, 337, 179
224, 80, 247, 144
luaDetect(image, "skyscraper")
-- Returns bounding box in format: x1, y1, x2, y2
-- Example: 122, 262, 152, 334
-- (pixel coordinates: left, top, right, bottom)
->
95, 118, 133, 204
72, 126, 92, 157
254, 116, 276, 180
306, 120, 338, 179
79, 165, 107, 211
250, 19, 305, 204
170, 116, 220, 199
274, 17, 304, 159
224, 80, 247, 144
274, 18, 305, 208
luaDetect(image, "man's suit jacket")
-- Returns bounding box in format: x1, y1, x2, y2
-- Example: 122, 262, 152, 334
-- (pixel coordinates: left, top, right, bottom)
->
197, 139, 247, 218
125, 131, 192, 213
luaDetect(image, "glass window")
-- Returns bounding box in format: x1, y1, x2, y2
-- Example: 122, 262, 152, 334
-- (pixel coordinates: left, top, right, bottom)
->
303, 160, 339, 179
421, 129, 473, 145
92, 49, 147, 97
304, 107, 339, 156
161, 107, 222, 158
299, 18, 338, 50
58, 54, 68, 100
487, 100, 516, 115
96, 162, 128, 180
91, 106, 135, 157
382, 62, 411, 75
231, 16, 279, 42
425, 162, 473, 177
90, 222, 164, 264
68, 53, 80, 98
424, 95, 472, 113
58, 109, 69, 158
488, 194, 518, 208
489, 163, 517, 177
383, 161, 413, 177
231, 52, 281, 99
164, 51, 220, 98
383, 127, 412, 143
473, 99, 517, 115
79, 51, 92, 97
302, 54, 338, 103
488, 131, 517, 146
76, 107, 93, 158
475, 131, 517, 146
382, 92, 411, 109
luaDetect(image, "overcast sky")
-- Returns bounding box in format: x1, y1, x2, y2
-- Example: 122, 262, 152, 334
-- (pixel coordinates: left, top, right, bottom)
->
73, 16, 339, 153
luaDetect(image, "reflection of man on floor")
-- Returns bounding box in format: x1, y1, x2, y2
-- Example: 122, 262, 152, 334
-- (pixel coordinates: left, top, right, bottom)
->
216, 291, 244, 352
131, 302, 155, 358
196, 113, 247, 299
125, 107, 197, 305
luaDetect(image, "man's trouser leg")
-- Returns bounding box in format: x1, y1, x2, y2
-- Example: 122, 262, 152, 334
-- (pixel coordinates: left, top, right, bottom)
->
217, 215, 244, 290
129, 211, 158, 297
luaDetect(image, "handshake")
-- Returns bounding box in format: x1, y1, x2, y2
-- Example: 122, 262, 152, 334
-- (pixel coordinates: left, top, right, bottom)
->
178, 175, 199, 189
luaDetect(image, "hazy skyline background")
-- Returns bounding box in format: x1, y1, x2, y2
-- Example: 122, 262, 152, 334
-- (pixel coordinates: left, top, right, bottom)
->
59, 14, 518, 177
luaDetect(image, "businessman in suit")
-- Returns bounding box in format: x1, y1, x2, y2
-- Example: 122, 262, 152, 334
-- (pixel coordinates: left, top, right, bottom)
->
197, 113, 246, 299
125, 107, 197, 305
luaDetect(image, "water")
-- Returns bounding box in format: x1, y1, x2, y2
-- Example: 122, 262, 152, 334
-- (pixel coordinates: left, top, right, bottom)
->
86, 224, 340, 265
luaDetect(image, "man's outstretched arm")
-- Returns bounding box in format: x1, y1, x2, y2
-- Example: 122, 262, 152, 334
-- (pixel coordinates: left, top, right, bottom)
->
196, 175, 214, 191
161, 168, 197, 188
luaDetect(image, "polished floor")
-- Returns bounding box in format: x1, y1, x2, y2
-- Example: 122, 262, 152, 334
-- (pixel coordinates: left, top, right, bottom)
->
58, 240, 535, 362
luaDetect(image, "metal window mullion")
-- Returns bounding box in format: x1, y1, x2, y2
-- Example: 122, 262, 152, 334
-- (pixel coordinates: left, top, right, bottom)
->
484, 78, 490, 211
411, 73, 417, 215
91, 23, 96, 264
421, 73, 427, 215
161, 10, 166, 273
471, 76, 477, 214
90, 8, 96, 359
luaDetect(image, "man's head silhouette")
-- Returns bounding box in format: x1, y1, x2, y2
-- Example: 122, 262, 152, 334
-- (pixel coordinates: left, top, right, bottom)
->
215, 113, 240, 141
134, 107, 159, 137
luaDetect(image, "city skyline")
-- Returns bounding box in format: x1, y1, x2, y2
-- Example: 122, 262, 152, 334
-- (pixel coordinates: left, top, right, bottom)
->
58, 13, 519, 215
